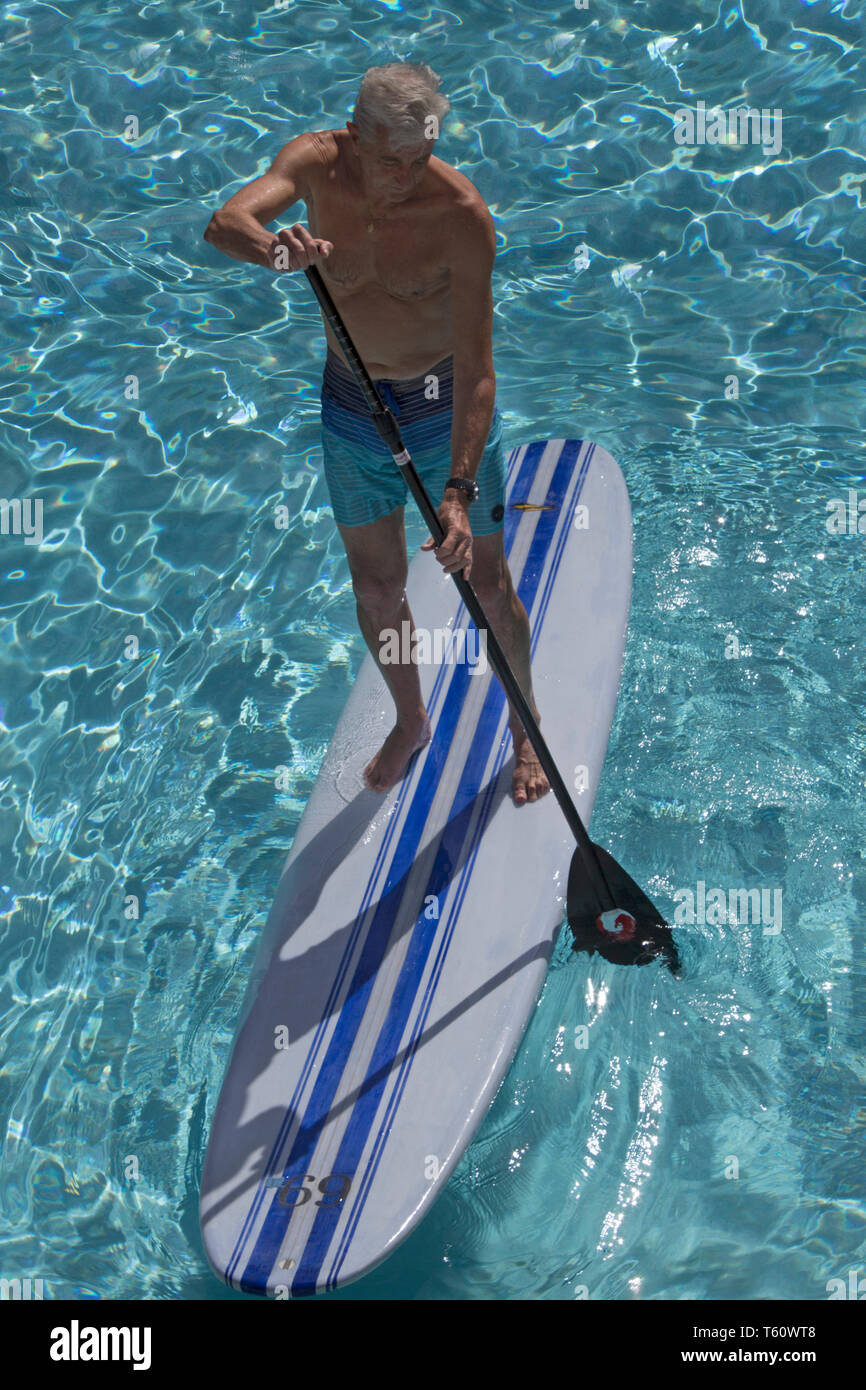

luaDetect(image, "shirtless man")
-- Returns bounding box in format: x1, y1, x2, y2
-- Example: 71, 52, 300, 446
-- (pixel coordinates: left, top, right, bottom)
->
204, 61, 550, 806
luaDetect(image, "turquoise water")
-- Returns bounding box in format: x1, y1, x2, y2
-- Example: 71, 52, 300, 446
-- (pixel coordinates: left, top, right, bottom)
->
1, 0, 865, 1301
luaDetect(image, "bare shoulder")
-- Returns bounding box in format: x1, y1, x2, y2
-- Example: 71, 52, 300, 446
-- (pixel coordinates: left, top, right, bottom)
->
428, 159, 496, 270
429, 160, 495, 262
268, 130, 340, 193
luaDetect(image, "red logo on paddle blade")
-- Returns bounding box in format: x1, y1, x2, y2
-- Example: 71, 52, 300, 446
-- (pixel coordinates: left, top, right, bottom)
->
595, 910, 637, 941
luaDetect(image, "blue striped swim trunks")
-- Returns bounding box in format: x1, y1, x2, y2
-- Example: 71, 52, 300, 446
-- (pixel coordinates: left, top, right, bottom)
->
320, 347, 507, 535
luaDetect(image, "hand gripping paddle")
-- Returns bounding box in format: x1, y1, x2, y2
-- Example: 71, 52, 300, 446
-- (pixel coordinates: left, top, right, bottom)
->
303, 265, 680, 974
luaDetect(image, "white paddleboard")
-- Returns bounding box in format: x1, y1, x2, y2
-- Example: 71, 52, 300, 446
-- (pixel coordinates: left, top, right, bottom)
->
200, 439, 632, 1296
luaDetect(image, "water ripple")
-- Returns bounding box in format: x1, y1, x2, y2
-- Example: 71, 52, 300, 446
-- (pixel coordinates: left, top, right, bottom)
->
1, 0, 864, 1302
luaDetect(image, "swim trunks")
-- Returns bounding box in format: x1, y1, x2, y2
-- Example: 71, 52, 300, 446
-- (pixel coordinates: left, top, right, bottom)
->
319, 347, 506, 534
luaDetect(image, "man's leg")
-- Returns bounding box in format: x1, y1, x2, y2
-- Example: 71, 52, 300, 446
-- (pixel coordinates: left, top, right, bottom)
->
470, 528, 551, 805
337, 507, 432, 792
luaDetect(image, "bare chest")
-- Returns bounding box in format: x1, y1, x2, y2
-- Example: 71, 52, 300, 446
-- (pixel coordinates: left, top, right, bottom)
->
306, 190, 449, 301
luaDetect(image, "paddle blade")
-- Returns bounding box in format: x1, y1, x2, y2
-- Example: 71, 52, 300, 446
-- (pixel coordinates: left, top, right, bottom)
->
567, 843, 681, 974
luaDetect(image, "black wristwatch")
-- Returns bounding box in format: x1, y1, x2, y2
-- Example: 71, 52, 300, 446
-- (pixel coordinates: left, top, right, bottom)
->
444, 476, 479, 504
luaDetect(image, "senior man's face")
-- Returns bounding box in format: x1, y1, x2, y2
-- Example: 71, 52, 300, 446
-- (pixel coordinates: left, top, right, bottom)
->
349, 122, 434, 205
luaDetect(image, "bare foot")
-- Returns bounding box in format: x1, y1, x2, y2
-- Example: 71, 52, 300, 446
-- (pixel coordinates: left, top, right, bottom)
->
364, 715, 432, 792
510, 711, 551, 805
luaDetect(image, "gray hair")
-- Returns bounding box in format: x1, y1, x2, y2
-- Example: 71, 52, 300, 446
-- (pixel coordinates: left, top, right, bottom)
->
352, 62, 450, 148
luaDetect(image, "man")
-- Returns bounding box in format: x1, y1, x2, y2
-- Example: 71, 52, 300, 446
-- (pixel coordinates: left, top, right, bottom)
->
204, 61, 550, 805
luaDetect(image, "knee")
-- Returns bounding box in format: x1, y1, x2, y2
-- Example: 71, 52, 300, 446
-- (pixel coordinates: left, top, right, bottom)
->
351, 570, 406, 618
471, 563, 510, 614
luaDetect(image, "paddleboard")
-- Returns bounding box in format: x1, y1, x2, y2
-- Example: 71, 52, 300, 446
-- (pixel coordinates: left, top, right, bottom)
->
200, 438, 632, 1297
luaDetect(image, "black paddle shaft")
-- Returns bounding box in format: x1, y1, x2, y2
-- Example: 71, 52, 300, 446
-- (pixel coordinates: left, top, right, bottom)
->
304, 264, 617, 917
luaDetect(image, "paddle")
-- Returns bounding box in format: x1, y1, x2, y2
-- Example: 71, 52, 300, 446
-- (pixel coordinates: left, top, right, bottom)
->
303, 264, 680, 974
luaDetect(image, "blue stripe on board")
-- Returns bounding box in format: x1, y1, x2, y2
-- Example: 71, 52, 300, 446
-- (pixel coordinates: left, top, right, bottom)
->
223, 725, 440, 1286
321, 441, 587, 1293
223, 446, 526, 1287
289, 441, 585, 1296
236, 442, 545, 1293
325, 442, 589, 1289
531, 444, 596, 664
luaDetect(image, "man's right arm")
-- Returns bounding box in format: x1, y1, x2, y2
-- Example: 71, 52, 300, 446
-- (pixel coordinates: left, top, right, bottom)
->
203, 133, 332, 270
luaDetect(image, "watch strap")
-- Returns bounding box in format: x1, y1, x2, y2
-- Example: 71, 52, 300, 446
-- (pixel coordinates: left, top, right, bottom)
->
444, 476, 479, 502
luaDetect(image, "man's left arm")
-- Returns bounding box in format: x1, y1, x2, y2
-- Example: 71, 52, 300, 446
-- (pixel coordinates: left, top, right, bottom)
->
447, 203, 497, 493
423, 202, 497, 578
